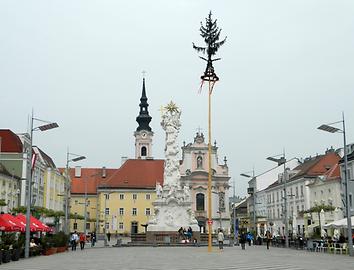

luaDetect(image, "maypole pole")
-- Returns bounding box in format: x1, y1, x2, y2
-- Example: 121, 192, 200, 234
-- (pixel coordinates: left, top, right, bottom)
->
193, 11, 226, 252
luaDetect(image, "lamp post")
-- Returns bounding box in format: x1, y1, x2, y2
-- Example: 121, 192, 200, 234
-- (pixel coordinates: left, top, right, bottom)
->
64, 151, 85, 235
318, 113, 353, 256
25, 112, 58, 259
267, 152, 288, 248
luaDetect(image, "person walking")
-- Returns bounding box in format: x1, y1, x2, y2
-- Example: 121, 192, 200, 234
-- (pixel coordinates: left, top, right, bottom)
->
79, 232, 86, 250
218, 229, 224, 251
240, 232, 246, 250
71, 231, 79, 251
107, 231, 111, 242
266, 230, 272, 250
91, 232, 96, 247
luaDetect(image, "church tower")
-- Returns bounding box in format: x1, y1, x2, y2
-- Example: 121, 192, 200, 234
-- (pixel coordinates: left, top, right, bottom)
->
134, 78, 153, 159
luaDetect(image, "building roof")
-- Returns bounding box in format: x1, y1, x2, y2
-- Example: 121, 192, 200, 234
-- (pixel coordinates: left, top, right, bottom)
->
100, 159, 164, 189
66, 159, 164, 195
265, 151, 341, 190
67, 167, 117, 195
34, 146, 56, 168
0, 129, 23, 153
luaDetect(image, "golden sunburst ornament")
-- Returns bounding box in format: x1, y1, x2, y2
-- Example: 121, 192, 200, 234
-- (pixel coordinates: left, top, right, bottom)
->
164, 101, 179, 113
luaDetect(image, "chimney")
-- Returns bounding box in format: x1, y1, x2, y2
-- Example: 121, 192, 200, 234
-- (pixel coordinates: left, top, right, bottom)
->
74, 166, 81, 178
102, 166, 106, 178
121, 156, 128, 165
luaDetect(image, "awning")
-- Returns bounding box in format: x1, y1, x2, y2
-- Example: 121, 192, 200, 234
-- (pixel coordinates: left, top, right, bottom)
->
323, 216, 354, 229
0, 214, 22, 232
15, 214, 51, 232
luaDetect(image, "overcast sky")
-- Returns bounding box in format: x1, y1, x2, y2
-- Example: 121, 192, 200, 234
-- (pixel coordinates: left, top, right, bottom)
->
1, 1, 353, 197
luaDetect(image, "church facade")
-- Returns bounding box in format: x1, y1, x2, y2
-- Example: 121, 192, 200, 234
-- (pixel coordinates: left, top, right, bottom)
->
179, 132, 231, 234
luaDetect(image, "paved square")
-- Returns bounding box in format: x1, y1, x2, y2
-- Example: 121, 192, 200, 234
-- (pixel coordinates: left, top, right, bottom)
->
4, 246, 354, 270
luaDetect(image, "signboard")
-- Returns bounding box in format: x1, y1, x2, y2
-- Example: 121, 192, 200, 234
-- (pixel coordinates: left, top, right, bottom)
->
207, 219, 213, 225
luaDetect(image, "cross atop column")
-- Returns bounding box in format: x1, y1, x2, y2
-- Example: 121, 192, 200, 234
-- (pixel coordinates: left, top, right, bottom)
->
196, 126, 203, 134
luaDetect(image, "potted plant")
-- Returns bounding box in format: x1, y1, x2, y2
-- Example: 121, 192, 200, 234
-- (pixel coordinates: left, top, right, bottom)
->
54, 232, 69, 252
11, 234, 24, 261
1, 233, 15, 263
41, 235, 57, 256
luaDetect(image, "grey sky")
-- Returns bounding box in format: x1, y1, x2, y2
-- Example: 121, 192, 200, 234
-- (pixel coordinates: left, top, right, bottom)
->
1, 1, 353, 197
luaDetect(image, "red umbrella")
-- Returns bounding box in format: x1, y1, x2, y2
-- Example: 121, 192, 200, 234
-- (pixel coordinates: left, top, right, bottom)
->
16, 214, 50, 232
0, 214, 23, 232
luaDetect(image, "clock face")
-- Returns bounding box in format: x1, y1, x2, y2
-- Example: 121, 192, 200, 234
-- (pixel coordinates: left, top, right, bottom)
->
142, 132, 146, 138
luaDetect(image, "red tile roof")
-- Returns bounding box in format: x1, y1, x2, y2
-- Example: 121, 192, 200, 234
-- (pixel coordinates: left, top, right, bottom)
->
0, 129, 23, 153
100, 159, 164, 189
63, 159, 164, 195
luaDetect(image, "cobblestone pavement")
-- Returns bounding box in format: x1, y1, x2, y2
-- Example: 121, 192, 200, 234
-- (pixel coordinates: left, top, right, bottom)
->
4, 245, 354, 270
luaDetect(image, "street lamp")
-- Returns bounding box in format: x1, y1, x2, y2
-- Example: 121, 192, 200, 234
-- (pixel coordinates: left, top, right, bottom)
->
318, 113, 353, 256
25, 112, 58, 259
267, 151, 289, 248
64, 151, 85, 235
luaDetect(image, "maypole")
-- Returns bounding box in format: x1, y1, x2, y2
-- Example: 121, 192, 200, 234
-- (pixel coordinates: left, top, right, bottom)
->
193, 11, 226, 252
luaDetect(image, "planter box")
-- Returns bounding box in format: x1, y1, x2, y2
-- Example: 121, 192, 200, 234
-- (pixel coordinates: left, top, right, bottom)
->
56, 246, 67, 253
11, 248, 21, 261
43, 247, 57, 256
2, 250, 11, 263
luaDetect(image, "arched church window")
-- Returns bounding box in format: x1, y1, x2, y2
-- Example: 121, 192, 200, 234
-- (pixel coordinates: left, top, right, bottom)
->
197, 156, 203, 169
196, 193, 205, 211
141, 146, 147, 157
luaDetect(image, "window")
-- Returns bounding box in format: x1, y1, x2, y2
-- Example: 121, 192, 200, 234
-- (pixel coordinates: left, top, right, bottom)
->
196, 193, 205, 211
133, 194, 137, 200
105, 208, 110, 215
119, 222, 124, 230
146, 194, 151, 200
297, 205, 300, 214
75, 200, 78, 205
272, 193, 274, 203
105, 222, 109, 229
277, 208, 280, 218
120, 194, 124, 200
119, 208, 124, 215
197, 156, 203, 169
73, 223, 77, 230
290, 188, 293, 197
132, 208, 137, 216
145, 208, 151, 216
276, 192, 279, 202
300, 186, 304, 197
87, 200, 90, 205
105, 194, 110, 200
141, 146, 147, 157
86, 223, 90, 230
296, 187, 299, 198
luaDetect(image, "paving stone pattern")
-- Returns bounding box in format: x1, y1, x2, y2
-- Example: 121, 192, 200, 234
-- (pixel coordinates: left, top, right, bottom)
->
3, 245, 354, 270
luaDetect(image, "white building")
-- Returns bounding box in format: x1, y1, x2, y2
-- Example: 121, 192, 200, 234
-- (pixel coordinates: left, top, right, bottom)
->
264, 149, 341, 238
180, 132, 231, 233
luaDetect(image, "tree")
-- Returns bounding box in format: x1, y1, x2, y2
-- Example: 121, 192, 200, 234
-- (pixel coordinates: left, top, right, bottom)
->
193, 11, 227, 83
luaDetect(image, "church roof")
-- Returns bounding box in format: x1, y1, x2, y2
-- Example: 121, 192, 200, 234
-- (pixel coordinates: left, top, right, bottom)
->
0, 129, 23, 153
136, 78, 152, 132
99, 159, 164, 189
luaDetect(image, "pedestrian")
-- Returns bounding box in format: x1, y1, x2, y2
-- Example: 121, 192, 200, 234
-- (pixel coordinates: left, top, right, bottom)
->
79, 232, 86, 250
240, 232, 246, 250
187, 227, 193, 241
266, 230, 272, 250
218, 229, 224, 250
91, 232, 96, 247
71, 231, 79, 251
247, 232, 252, 246
107, 231, 111, 242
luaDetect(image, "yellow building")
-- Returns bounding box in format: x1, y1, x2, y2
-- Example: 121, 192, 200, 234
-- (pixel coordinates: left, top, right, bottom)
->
68, 160, 164, 235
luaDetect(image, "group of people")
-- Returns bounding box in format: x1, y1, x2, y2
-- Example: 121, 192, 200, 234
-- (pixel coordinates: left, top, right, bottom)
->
237, 230, 272, 250
178, 227, 194, 242
70, 231, 97, 251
